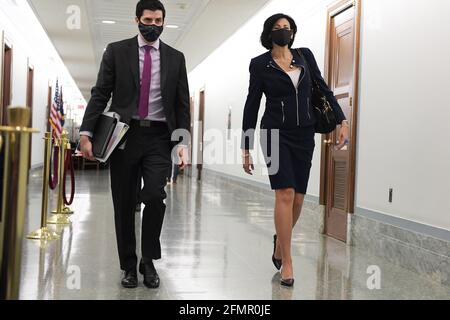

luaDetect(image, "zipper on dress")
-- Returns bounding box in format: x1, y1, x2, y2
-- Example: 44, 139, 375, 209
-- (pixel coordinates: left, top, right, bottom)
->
269, 61, 306, 126
281, 101, 285, 123
307, 97, 311, 120
295, 67, 306, 126
295, 87, 299, 125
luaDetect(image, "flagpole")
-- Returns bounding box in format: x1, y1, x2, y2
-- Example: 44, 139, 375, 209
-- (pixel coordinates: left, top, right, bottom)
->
47, 79, 72, 225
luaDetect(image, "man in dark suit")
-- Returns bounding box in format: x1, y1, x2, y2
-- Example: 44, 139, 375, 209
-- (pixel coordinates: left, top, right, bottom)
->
79, 0, 190, 289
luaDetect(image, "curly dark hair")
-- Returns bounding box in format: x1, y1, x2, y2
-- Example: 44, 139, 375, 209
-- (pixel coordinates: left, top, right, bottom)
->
260, 13, 297, 50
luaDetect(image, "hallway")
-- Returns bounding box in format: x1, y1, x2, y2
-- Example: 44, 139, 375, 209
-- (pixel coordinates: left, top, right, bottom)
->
19, 170, 450, 300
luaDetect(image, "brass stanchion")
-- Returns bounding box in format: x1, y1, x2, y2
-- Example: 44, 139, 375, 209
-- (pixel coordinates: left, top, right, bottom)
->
0, 106, 39, 300
47, 131, 72, 225
27, 132, 59, 240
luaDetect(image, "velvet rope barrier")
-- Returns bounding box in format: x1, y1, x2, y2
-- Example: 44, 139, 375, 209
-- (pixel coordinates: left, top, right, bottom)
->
49, 145, 59, 190
63, 148, 75, 206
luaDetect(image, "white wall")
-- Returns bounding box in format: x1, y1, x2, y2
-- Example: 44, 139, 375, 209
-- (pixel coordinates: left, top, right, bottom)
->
189, 0, 450, 231
0, 0, 83, 167
356, 0, 450, 230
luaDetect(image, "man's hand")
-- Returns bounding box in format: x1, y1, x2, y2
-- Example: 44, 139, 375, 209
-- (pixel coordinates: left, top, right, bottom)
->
242, 150, 254, 175
79, 135, 96, 161
177, 145, 189, 170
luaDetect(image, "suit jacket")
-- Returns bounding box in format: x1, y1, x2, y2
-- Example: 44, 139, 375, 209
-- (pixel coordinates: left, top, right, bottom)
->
80, 36, 190, 142
241, 47, 346, 149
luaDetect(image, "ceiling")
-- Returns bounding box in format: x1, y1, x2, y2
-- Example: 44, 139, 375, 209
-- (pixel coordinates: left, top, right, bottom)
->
27, 0, 271, 100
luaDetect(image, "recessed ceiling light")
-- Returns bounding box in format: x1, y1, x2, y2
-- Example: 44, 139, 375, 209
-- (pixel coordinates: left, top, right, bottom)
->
166, 25, 179, 29
102, 20, 116, 24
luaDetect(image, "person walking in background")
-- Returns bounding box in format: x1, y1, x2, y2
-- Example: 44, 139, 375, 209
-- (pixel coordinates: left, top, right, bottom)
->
170, 151, 180, 184
79, 0, 190, 289
241, 13, 349, 287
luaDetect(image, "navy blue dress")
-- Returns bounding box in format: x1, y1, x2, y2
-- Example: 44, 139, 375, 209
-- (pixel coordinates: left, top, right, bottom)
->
260, 126, 315, 194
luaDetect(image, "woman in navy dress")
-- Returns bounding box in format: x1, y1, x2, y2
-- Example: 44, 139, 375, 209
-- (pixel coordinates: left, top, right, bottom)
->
241, 13, 350, 287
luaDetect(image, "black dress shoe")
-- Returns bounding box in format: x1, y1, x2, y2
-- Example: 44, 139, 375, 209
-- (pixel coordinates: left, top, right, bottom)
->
272, 234, 282, 270
139, 260, 160, 289
280, 278, 295, 287
121, 269, 138, 288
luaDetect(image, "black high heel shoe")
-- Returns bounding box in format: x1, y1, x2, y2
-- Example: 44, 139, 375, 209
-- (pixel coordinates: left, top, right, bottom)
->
272, 234, 282, 270
280, 278, 295, 287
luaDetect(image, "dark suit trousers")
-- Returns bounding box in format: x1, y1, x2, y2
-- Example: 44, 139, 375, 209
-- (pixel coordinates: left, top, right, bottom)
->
110, 121, 172, 271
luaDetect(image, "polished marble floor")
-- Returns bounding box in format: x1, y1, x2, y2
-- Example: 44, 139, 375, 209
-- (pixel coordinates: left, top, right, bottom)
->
18, 169, 450, 300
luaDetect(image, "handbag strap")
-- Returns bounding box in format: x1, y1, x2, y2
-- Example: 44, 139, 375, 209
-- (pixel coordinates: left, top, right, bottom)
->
296, 48, 319, 89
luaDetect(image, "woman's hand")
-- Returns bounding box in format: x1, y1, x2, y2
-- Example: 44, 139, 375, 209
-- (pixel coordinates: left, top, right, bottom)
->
242, 150, 254, 175
336, 125, 350, 150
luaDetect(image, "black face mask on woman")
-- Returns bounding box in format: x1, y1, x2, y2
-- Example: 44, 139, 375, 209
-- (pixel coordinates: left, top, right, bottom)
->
271, 28, 292, 47
139, 22, 164, 42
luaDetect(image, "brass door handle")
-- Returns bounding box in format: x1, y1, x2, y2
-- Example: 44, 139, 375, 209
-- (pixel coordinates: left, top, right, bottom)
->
323, 139, 333, 145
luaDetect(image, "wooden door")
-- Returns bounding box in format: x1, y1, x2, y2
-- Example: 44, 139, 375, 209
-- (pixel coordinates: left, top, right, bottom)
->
323, 1, 360, 242
189, 96, 194, 164
46, 84, 52, 132
197, 90, 205, 181
26, 64, 34, 112
1, 41, 12, 125
26, 62, 34, 172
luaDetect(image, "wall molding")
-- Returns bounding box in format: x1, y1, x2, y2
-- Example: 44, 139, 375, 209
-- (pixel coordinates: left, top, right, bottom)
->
355, 207, 450, 243
349, 212, 450, 286
30, 163, 43, 172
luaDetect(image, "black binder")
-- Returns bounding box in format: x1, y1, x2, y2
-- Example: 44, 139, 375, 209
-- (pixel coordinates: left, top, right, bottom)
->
92, 114, 118, 158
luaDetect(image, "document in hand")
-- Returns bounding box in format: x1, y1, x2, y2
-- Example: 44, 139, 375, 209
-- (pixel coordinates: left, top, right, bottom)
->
92, 112, 129, 163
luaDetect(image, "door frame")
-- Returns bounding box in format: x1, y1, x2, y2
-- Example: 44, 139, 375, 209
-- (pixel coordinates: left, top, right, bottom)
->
319, 0, 361, 215
46, 82, 52, 132
26, 59, 34, 112
26, 59, 34, 172
189, 96, 195, 165
1, 32, 13, 126
197, 88, 205, 181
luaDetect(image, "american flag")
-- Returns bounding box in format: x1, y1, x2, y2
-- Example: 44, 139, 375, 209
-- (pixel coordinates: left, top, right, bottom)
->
49, 80, 63, 139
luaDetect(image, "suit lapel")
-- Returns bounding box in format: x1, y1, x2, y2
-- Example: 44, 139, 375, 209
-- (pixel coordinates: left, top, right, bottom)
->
128, 36, 140, 88
159, 40, 169, 95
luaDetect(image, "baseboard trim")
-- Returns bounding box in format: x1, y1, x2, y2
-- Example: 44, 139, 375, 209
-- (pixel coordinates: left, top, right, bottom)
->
350, 208, 450, 286
355, 207, 450, 243
30, 163, 43, 172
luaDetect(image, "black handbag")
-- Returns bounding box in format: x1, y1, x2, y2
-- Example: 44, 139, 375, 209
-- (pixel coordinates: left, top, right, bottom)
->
297, 49, 337, 134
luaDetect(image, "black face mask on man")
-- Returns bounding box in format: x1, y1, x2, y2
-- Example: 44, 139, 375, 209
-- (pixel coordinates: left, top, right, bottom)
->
139, 22, 164, 42
271, 29, 292, 47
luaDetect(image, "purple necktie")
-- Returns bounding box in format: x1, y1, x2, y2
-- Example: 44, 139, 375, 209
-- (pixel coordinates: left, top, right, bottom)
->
138, 45, 152, 119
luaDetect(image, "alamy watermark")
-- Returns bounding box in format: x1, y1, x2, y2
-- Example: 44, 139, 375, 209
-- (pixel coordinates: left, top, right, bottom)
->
366, 265, 381, 290
66, 265, 81, 290
66, 5, 81, 30
171, 127, 281, 175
